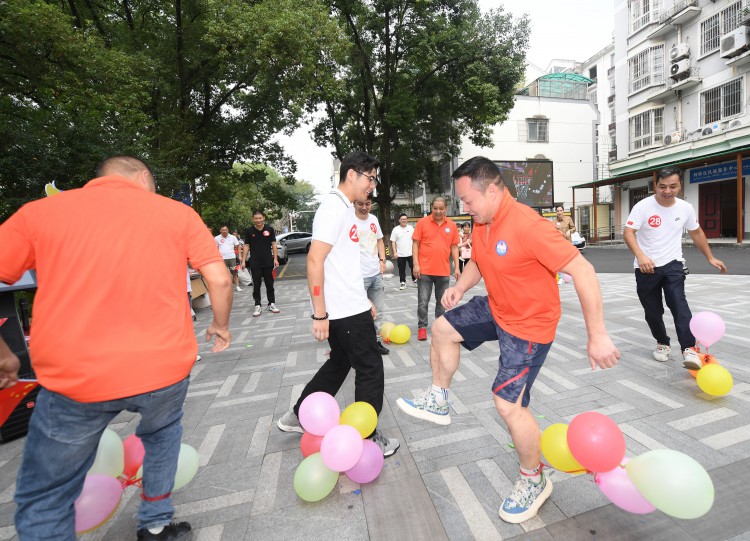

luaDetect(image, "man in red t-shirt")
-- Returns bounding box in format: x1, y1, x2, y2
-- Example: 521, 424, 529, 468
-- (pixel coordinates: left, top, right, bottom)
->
397, 156, 620, 524
412, 197, 460, 341
0, 156, 233, 540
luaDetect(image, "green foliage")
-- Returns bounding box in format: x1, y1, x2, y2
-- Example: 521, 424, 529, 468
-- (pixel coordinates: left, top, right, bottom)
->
0, 0, 344, 220
310, 0, 529, 231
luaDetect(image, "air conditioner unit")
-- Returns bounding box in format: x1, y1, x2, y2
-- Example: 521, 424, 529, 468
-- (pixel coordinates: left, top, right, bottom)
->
670, 43, 690, 62
728, 119, 743, 129
701, 122, 724, 136
670, 59, 690, 79
720, 27, 750, 58
664, 131, 683, 145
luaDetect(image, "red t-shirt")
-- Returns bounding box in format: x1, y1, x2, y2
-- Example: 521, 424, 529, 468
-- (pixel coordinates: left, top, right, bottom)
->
412, 215, 460, 276
473, 193, 579, 343
0, 176, 222, 402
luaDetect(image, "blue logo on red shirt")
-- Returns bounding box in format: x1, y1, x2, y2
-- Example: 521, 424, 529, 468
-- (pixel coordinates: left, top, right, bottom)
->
444, 227, 451, 233
496, 240, 508, 256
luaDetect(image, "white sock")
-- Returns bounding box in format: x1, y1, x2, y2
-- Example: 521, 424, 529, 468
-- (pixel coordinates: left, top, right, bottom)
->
148, 526, 165, 535
520, 464, 543, 484
431, 384, 449, 405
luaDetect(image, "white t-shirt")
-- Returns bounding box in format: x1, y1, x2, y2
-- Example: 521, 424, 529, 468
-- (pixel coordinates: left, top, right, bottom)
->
312, 189, 371, 320
356, 214, 383, 278
625, 196, 699, 268
390, 224, 414, 257
215, 234, 240, 259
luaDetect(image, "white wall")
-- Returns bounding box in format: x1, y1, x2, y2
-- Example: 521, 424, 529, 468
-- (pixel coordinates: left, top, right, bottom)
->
457, 95, 599, 208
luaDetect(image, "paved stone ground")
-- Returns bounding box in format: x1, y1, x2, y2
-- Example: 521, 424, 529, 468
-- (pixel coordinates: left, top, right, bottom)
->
0, 272, 749, 540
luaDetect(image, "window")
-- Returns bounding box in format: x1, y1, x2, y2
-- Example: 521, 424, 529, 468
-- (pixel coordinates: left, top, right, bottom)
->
629, 108, 664, 151
701, 78, 743, 124
526, 118, 549, 142
628, 45, 665, 94
631, 0, 656, 33
700, 2, 742, 56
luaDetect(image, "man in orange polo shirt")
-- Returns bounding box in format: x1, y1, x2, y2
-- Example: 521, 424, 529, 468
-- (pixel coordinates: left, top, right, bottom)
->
0, 156, 233, 541
412, 197, 460, 341
397, 157, 620, 524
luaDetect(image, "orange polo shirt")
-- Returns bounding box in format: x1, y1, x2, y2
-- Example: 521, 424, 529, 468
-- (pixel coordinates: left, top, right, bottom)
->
412, 215, 460, 276
473, 193, 579, 343
0, 176, 222, 402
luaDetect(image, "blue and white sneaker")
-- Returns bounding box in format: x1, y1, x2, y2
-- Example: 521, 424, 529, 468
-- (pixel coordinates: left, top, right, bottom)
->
396, 388, 451, 425
499, 472, 553, 524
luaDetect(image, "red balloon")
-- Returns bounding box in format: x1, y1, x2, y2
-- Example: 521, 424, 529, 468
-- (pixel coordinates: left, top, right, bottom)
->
567, 412, 626, 473
300, 431, 324, 458
122, 434, 145, 480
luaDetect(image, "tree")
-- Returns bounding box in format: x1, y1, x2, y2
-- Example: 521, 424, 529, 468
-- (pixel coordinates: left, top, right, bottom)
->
310, 0, 529, 232
0, 0, 344, 219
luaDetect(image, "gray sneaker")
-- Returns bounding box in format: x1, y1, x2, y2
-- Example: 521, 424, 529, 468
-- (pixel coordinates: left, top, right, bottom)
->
499, 472, 553, 524
369, 430, 400, 457
277, 408, 303, 433
396, 387, 451, 425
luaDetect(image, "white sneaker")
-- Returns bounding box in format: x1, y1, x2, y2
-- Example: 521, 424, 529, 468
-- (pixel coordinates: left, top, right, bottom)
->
236, 285, 242, 292
653, 344, 671, 362
399, 282, 406, 290
253, 305, 262, 317
683, 347, 701, 367
268, 303, 280, 313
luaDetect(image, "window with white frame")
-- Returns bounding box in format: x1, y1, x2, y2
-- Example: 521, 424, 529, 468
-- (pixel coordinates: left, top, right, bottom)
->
628, 45, 665, 94
526, 118, 549, 142
629, 108, 663, 151
631, 0, 656, 33
700, 2, 742, 56
701, 78, 743, 124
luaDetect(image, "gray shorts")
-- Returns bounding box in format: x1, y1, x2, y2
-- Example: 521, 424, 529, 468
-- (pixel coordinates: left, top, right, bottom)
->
443, 296, 552, 407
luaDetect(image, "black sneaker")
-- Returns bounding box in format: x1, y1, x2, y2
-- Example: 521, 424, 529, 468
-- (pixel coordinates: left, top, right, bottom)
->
377, 341, 390, 355
137, 522, 192, 541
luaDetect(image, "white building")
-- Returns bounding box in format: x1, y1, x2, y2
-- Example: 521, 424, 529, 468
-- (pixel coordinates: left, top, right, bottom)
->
574, 0, 749, 242
456, 72, 600, 214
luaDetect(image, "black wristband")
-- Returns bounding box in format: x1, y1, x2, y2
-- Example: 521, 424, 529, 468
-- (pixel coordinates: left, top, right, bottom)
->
311, 312, 329, 321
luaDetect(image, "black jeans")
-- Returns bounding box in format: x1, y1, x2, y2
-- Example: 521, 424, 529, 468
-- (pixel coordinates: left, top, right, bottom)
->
635, 260, 694, 351
397, 256, 415, 283
250, 265, 275, 305
294, 310, 384, 416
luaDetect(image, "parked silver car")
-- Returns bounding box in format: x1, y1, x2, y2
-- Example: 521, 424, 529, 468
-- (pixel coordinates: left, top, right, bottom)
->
276, 232, 312, 264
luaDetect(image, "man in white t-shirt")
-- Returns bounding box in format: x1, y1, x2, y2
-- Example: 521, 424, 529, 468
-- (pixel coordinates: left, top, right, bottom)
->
390, 213, 415, 290
624, 167, 727, 367
215, 226, 242, 292
276, 151, 399, 457
355, 194, 389, 355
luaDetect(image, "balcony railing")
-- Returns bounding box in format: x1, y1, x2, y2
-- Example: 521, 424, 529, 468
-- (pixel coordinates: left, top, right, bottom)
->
658, 0, 698, 24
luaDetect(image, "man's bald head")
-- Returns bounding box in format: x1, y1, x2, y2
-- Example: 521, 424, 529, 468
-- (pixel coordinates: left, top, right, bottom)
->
96, 156, 156, 192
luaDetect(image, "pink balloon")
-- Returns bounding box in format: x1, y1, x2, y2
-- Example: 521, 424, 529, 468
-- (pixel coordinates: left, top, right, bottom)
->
75, 474, 123, 533
122, 434, 145, 479
595, 458, 656, 514
320, 425, 364, 472
690, 312, 726, 348
562, 273, 573, 283
345, 439, 384, 484
567, 411, 626, 473
298, 392, 340, 436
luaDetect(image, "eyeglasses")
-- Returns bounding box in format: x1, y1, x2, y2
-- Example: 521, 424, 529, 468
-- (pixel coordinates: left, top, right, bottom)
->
357, 172, 378, 184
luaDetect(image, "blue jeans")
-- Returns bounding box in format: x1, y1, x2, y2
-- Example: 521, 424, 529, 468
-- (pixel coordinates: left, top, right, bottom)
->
363, 273, 385, 332
635, 260, 695, 351
14, 377, 190, 540
417, 275, 450, 329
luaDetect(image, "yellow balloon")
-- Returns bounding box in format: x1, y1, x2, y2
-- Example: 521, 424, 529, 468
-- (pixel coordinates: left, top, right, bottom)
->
340, 401, 378, 438
541, 423, 585, 473
380, 322, 396, 342
44, 182, 61, 196
389, 324, 411, 344
696, 364, 733, 396
88, 428, 124, 478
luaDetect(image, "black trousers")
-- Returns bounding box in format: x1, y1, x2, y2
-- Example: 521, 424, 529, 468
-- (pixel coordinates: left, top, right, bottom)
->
635, 260, 695, 351
250, 265, 275, 305
397, 256, 415, 283
294, 310, 384, 416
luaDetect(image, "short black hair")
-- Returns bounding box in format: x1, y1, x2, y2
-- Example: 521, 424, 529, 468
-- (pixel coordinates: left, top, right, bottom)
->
96, 155, 153, 178
451, 156, 504, 192
339, 151, 380, 183
398, 213, 408, 219
656, 167, 683, 182
253, 210, 265, 217
555, 205, 565, 212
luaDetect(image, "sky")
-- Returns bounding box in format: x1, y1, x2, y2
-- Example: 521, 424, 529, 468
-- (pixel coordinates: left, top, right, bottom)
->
276, 0, 615, 198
